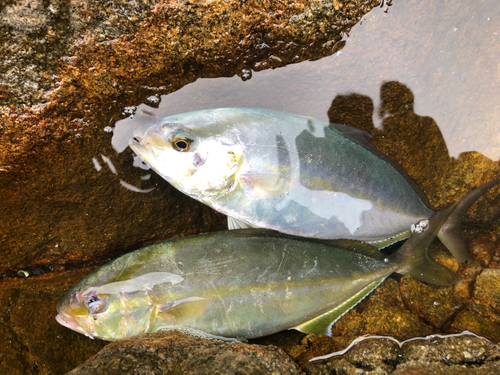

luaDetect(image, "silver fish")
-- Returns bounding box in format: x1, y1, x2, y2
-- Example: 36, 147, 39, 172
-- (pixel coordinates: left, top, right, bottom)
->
55, 181, 496, 341
129, 108, 492, 262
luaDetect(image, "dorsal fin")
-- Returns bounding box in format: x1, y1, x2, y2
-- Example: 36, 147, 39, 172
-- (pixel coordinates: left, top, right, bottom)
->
328, 124, 431, 208
293, 278, 386, 336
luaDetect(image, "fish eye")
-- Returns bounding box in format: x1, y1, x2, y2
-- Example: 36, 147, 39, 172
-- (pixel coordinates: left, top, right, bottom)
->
172, 137, 193, 152
85, 292, 107, 315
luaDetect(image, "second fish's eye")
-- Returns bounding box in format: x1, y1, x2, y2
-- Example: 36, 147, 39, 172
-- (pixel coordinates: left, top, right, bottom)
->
172, 138, 192, 152
85, 292, 107, 315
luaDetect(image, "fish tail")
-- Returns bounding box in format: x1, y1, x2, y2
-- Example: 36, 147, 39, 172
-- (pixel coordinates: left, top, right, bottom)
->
437, 178, 500, 263
394, 179, 499, 286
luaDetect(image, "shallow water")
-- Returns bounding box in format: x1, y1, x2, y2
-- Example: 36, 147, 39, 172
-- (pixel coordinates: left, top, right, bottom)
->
114, 0, 499, 161
1, 1, 500, 373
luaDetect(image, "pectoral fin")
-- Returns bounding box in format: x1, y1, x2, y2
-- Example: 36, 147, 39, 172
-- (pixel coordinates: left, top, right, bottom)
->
293, 278, 385, 336
158, 297, 211, 326
238, 173, 290, 196
227, 216, 258, 230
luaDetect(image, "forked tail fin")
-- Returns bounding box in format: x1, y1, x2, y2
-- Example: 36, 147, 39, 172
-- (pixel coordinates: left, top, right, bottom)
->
394, 179, 499, 286
437, 179, 499, 263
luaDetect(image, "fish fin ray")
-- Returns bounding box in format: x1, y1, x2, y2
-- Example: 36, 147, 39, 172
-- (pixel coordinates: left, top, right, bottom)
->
227, 216, 257, 230
394, 180, 500, 283
366, 231, 410, 250
293, 278, 385, 336
156, 327, 240, 342
437, 179, 500, 263
158, 297, 211, 326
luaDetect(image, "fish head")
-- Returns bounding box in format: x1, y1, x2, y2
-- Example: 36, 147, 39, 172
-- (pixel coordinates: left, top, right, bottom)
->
129, 111, 244, 201
56, 280, 155, 341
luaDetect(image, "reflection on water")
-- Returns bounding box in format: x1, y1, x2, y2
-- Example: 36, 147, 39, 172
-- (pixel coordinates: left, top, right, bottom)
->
113, 0, 499, 161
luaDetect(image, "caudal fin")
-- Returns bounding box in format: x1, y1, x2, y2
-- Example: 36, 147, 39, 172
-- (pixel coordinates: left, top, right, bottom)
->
394, 179, 499, 286
437, 179, 499, 263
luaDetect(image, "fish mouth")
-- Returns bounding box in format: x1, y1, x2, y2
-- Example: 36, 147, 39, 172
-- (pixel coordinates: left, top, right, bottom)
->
56, 313, 94, 339
129, 137, 149, 157
129, 124, 168, 162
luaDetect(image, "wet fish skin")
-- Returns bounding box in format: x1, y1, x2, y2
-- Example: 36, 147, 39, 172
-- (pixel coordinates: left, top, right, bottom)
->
55, 180, 498, 341
128, 108, 475, 261
54, 231, 408, 341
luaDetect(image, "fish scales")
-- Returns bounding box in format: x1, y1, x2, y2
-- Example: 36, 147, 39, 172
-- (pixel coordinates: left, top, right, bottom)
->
61, 233, 392, 340
56, 179, 499, 341
129, 108, 433, 245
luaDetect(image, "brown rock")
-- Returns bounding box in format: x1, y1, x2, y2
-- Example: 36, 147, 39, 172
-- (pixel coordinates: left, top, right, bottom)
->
0, 270, 107, 374
473, 269, 500, 313
363, 301, 433, 339
453, 264, 483, 305
450, 310, 500, 342
303, 334, 500, 374
68, 331, 302, 374
470, 231, 500, 267
362, 277, 405, 309
399, 275, 462, 328
303, 339, 399, 374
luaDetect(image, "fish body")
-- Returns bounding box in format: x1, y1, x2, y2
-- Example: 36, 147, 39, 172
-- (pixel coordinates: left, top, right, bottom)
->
129, 108, 433, 248
57, 230, 395, 340
57, 179, 500, 341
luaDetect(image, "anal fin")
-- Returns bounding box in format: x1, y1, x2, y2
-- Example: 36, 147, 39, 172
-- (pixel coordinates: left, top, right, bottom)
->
157, 326, 239, 342
293, 278, 386, 336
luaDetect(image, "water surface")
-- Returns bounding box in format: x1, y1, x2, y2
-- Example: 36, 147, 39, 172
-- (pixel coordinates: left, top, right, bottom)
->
114, 0, 499, 161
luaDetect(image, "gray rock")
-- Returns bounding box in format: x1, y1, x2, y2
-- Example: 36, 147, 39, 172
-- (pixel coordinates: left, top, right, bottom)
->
68, 331, 302, 375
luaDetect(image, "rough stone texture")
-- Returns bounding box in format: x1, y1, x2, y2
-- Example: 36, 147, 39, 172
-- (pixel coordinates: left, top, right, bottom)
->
0, 0, 377, 168
68, 331, 302, 374
0, 0, 379, 272
302, 335, 500, 374
1, 0, 500, 373
0, 269, 107, 374
400, 275, 462, 329
474, 269, 500, 312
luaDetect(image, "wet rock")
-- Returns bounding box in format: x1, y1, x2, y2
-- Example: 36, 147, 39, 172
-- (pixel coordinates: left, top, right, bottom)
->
470, 231, 500, 268
0, 269, 108, 374
303, 339, 399, 374
450, 310, 500, 342
399, 275, 462, 329
452, 264, 483, 306
68, 331, 302, 374
290, 293, 432, 365
394, 335, 500, 374
362, 302, 433, 339
302, 334, 500, 374
1, 0, 378, 166
0, 0, 379, 272
363, 277, 405, 309
474, 269, 500, 313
